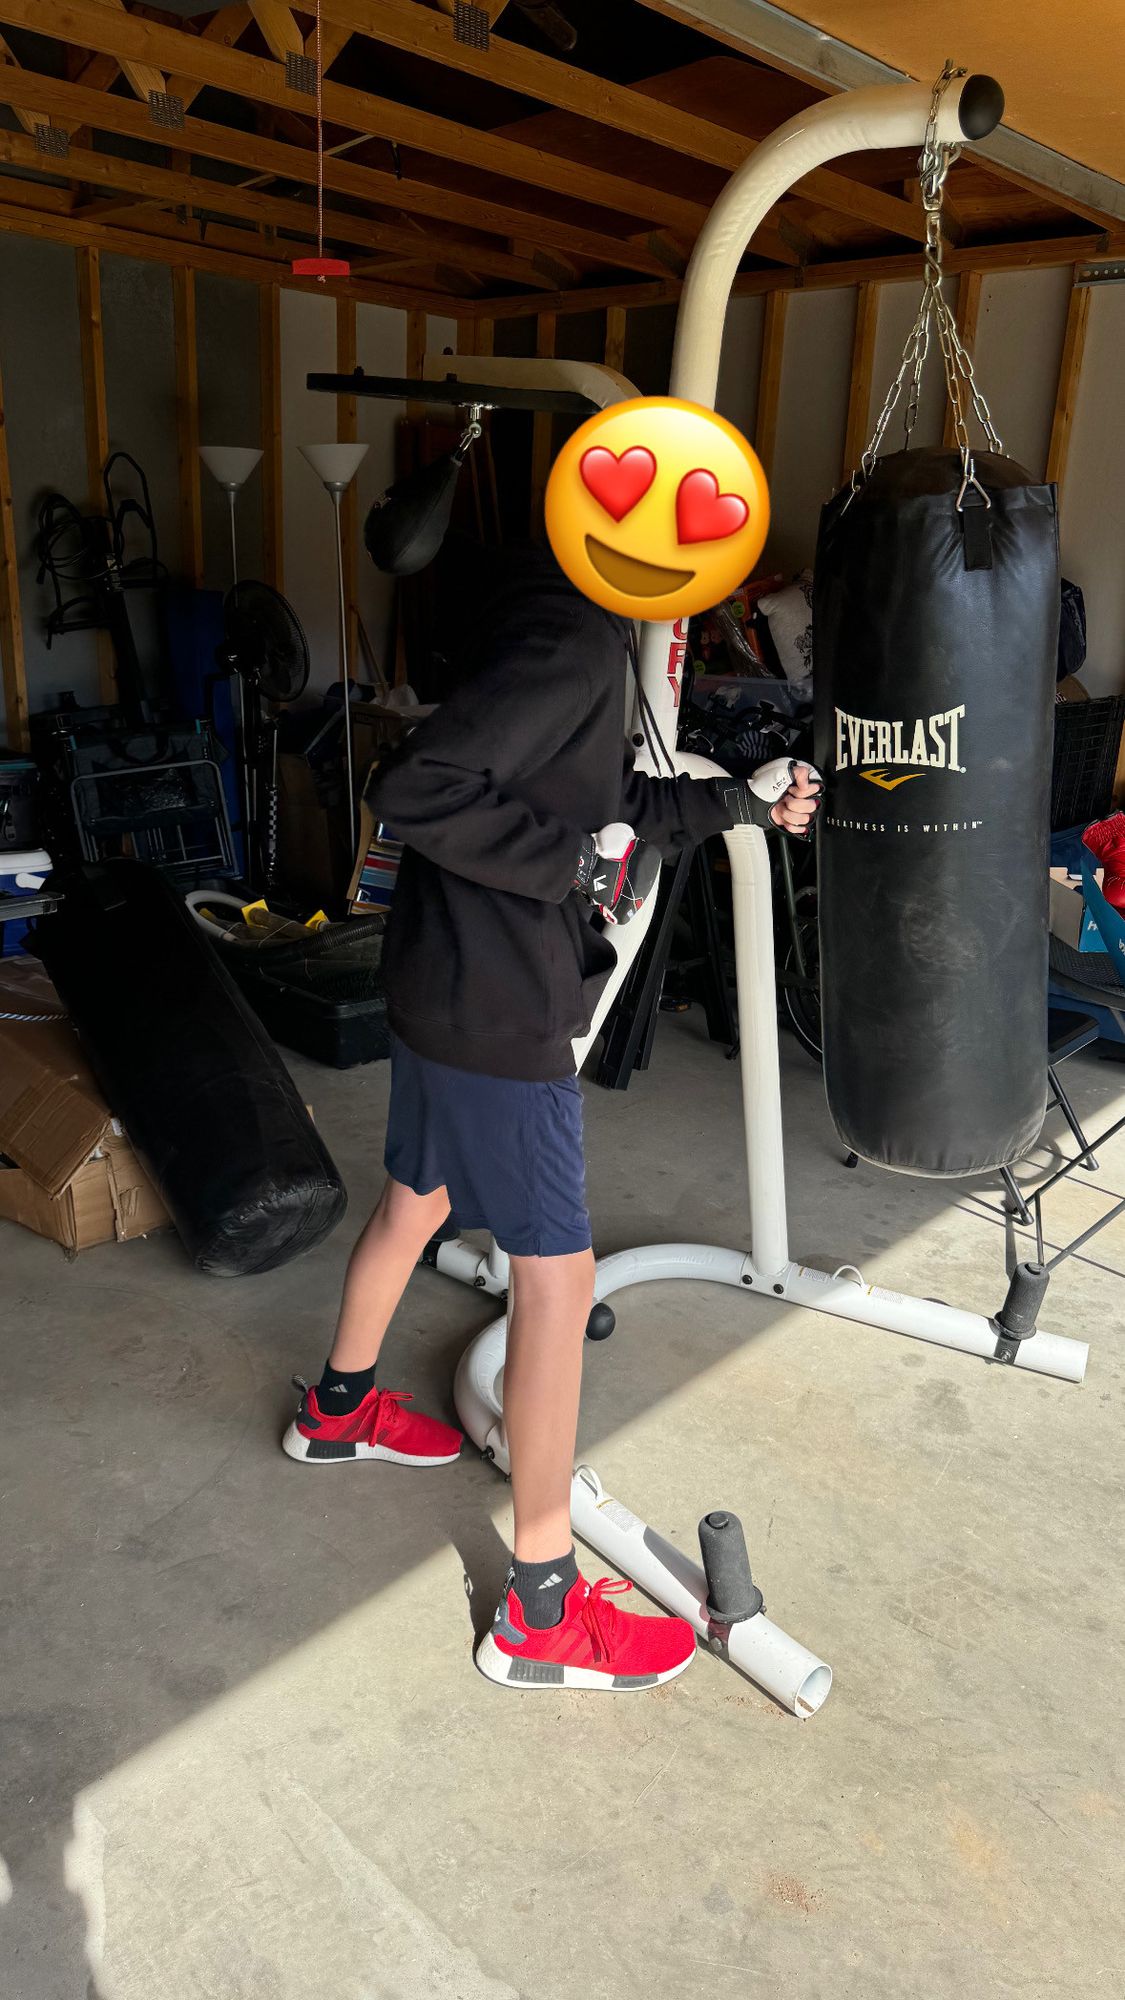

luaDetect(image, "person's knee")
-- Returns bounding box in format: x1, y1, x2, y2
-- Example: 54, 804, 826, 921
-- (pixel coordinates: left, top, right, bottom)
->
511, 1246, 595, 1302
377, 1175, 450, 1233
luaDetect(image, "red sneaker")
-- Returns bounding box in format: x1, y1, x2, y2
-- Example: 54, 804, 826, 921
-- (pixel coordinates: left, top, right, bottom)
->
475, 1573, 696, 1691
282, 1378, 461, 1467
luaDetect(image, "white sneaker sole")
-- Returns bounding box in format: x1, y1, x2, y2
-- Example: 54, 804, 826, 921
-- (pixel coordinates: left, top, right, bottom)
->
281, 1420, 460, 1468
473, 1629, 696, 1692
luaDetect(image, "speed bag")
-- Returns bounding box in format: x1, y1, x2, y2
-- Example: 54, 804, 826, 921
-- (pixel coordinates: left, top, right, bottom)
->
36, 859, 348, 1273
812, 446, 1058, 1177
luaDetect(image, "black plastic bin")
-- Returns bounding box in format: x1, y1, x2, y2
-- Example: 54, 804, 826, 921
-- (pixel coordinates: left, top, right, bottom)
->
200, 910, 391, 1069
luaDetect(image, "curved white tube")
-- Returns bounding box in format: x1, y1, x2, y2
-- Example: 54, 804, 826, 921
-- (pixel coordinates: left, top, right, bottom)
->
571, 1466, 831, 1717
637, 73, 992, 753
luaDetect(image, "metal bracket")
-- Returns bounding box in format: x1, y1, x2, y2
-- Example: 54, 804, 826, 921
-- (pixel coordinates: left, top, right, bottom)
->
285, 50, 318, 96
148, 90, 185, 130
1076, 260, 1125, 287
34, 123, 69, 159
453, 1, 490, 50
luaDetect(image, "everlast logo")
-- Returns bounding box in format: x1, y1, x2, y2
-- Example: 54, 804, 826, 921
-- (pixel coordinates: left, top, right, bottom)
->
835, 703, 966, 778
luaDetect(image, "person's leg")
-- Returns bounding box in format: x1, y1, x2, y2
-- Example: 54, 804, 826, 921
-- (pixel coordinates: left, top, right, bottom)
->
504, 1248, 595, 1564
282, 1174, 461, 1467
328, 1174, 451, 1374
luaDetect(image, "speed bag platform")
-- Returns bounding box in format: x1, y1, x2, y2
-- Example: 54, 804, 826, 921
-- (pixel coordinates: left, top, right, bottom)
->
36, 859, 347, 1274
813, 446, 1058, 1177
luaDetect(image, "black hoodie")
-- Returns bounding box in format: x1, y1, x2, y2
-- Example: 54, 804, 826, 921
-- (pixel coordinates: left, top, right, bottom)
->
367, 548, 745, 1080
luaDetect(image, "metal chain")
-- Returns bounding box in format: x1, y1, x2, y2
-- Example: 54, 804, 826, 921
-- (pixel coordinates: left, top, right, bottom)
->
850, 61, 1004, 509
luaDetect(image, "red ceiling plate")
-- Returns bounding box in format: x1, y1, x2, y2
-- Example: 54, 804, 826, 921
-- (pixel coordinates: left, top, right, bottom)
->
291, 256, 351, 279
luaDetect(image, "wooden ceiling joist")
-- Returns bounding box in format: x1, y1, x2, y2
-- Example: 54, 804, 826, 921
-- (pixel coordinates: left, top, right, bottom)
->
0, 129, 557, 289
0, 197, 463, 312
0, 62, 673, 279
0, 0, 726, 242
336, 0, 926, 244
466, 229, 1118, 319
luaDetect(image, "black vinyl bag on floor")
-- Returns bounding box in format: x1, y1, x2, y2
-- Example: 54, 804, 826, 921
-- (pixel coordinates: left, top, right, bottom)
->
36, 859, 347, 1273
813, 446, 1058, 1176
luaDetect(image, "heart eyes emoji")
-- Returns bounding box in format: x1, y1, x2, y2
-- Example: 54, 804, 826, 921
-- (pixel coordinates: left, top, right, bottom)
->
579, 446, 749, 545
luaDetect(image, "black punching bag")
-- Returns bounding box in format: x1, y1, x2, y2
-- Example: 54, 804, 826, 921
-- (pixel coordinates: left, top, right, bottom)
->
813, 446, 1058, 1176
36, 859, 347, 1273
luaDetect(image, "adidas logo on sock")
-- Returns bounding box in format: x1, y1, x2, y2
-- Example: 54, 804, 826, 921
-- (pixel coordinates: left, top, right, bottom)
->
538, 1573, 563, 1589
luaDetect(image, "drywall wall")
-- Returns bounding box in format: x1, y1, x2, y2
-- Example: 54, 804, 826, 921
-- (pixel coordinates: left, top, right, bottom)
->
0, 235, 99, 711
765, 286, 856, 572
974, 267, 1072, 477
196, 272, 264, 591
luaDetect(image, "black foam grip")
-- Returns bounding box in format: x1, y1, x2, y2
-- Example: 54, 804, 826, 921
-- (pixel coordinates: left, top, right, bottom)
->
996, 1261, 1048, 1339
698, 1511, 762, 1622
36, 859, 347, 1276
958, 75, 1005, 141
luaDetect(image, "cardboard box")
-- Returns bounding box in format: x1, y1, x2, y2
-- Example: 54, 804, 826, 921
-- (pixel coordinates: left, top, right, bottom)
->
0, 958, 168, 1254
1049, 865, 1108, 953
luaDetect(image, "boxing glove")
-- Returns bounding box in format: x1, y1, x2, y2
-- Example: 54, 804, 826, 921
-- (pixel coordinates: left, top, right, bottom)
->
574, 822, 661, 926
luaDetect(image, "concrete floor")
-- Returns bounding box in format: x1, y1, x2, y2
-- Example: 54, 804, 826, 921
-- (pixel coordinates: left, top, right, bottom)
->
3, 1009, 1124, 2000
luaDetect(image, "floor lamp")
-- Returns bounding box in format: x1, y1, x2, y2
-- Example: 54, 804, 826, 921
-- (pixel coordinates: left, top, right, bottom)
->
198, 445, 263, 875
299, 442, 369, 848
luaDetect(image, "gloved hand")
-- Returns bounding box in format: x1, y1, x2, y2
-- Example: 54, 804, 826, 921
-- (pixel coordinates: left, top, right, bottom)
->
718, 758, 823, 839
574, 822, 661, 926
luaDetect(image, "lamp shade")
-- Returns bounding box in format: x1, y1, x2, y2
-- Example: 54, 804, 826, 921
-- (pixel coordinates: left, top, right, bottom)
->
299, 442, 369, 489
199, 445, 263, 489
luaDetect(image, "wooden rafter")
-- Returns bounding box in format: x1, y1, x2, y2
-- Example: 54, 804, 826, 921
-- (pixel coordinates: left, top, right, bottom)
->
0, 63, 671, 277
329, 0, 926, 244
248, 0, 303, 64
0, 129, 555, 290
0, 30, 37, 133
0, 0, 730, 242
304, 21, 352, 67
83, 0, 165, 105
170, 4, 254, 111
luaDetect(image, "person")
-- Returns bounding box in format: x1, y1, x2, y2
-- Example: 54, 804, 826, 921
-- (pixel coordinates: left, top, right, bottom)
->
283, 544, 820, 1691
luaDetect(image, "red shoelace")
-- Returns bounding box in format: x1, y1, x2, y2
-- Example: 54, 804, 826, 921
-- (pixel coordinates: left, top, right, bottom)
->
580, 1577, 634, 1663
361, 1388, 413, 1442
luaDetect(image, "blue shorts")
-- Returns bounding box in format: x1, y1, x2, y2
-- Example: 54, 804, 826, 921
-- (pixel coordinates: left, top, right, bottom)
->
384, 1038, 592, 1258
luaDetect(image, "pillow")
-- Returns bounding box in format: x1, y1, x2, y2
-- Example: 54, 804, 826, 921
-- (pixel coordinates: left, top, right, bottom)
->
757, 569, 814, 692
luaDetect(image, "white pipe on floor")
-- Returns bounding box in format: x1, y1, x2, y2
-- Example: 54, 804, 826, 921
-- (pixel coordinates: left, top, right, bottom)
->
571, 1466, 832, 1718
760, 1261, 1088, 1383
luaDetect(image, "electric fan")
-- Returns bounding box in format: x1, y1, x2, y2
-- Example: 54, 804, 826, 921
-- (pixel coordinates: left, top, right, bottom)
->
220, 581, 310, 890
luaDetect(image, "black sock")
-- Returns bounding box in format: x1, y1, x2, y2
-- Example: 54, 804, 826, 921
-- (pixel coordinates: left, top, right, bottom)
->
316, 1359, 375, 1415
510, 1549, 580, 1630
